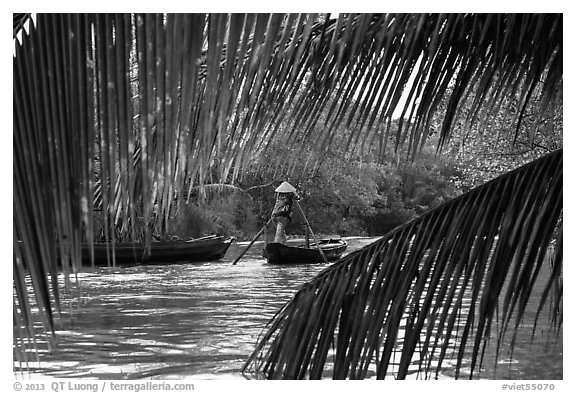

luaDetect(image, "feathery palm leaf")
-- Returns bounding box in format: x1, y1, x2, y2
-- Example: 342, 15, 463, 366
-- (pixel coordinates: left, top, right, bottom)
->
242, 149, 562, 379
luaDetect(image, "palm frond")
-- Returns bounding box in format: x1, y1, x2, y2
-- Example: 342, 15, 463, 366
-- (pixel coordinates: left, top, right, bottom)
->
242, 149, 562, 379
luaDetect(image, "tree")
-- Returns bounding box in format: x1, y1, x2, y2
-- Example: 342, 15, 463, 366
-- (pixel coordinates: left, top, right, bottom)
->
13, 13, 562, 378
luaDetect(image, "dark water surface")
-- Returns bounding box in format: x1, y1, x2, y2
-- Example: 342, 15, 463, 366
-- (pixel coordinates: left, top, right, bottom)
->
19, 237, 561, 380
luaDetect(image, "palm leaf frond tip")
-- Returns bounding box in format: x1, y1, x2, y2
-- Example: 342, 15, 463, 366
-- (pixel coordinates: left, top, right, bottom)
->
242, 149, 562, 380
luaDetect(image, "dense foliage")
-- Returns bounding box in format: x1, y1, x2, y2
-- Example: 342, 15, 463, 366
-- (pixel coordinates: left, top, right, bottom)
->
164, 79, 562, 241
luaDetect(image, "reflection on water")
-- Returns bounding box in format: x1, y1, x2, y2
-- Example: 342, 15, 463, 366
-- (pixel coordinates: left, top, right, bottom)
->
16, 238, 561, 380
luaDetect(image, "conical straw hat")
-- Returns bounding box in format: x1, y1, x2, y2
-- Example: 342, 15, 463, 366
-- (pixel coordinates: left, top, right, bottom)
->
275, 181, 296, 193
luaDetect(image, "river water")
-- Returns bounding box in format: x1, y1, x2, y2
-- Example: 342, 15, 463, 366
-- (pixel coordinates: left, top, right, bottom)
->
17, 237, 562, 380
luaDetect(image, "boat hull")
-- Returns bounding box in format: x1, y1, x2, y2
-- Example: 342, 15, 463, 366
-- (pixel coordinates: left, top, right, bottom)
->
81, 235, 234, 266
264, 239, 347, 265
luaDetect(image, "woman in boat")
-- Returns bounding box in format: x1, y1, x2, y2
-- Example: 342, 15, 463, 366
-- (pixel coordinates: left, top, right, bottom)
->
272, 181, 297, 244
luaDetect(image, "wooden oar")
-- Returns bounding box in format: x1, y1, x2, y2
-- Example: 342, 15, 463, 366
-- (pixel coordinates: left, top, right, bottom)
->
232, 217, 274, 265
295, 200, 329, 264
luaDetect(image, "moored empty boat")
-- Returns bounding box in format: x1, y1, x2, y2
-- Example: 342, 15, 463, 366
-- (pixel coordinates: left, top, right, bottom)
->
81, 235, 234, 266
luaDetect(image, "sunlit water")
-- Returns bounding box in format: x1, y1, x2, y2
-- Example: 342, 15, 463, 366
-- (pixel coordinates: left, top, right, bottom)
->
16, 237, 561, 380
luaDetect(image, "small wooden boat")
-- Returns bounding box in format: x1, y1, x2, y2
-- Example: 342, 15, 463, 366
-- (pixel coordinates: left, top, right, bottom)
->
263, 238, 347, 265
232, 182, 347, 266
81, 235, 234, 266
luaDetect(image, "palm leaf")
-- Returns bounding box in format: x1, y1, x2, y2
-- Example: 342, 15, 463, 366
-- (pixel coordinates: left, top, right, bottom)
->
242, 149, 562, 379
